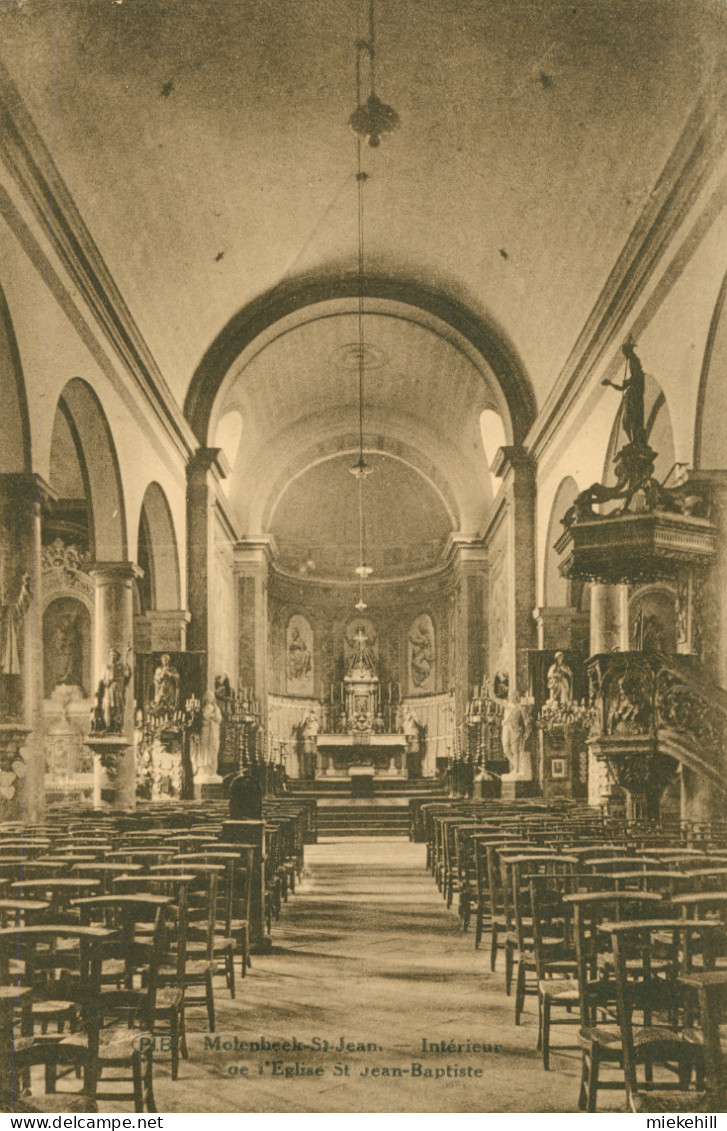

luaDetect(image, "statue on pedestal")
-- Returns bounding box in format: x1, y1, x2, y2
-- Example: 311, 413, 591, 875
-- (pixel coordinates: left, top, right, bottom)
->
92, 646, 132, 734
546, 651, 574, 709
195, 691, 222, 778
401, 703, 419, 751
152, 653, 180, 716
500, 691, 531, 780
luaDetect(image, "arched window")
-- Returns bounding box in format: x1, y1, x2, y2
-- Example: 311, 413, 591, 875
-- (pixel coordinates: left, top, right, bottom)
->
479, 409, 506, 495
214, 409, 243, 493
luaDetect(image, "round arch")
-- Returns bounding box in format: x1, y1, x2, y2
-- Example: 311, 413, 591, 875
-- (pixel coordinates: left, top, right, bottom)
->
543, 477, 580, 607
137, 482, 181, 612
184, 273, 536, 448
53, 379, 127, 561
0, 283, 31, 473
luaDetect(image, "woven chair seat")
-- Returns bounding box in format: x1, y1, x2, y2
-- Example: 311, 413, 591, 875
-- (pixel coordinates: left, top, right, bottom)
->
539, 978, 579, 1003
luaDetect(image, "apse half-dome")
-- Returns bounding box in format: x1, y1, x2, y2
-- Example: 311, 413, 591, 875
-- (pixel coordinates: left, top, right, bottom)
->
269, 452, 453, 581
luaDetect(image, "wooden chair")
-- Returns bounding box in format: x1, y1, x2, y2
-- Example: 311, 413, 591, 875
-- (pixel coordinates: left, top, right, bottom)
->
678, 970, 727, 1112
152, 859, 236, 998
66, 896, 169, 1111
565, 890, 665, 1112
529, 875, 580, 1070
609, 919, 724, 1112
507, 854, 578, 1025
116, 872, 217, 1037
0, 925, 110, 1111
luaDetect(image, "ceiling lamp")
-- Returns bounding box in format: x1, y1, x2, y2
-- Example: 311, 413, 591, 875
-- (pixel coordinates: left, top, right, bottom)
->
349, 93, 400, 149
347, 1, 399, 613
348, 1, 400, 148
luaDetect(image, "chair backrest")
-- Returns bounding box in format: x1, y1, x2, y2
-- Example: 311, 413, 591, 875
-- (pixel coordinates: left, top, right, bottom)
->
608, 920, 722, 1107
566, 893, 665, 1029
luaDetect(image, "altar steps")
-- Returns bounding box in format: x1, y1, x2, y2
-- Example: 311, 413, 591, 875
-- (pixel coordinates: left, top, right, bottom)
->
286, 779, 437, 796
315, 803, 411, 837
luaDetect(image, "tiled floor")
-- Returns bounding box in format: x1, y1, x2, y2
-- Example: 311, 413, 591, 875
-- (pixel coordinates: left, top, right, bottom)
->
146, 838, 604, 1113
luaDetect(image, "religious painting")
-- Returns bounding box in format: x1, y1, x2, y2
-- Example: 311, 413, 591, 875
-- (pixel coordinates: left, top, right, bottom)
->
286, 614, 314, 696
42, 597, 91, 699
408, 613, 435, 694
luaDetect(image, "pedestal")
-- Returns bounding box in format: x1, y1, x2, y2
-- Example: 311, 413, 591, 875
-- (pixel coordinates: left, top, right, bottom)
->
90, 562, 141, 808
85, 735, 131, 809
194, 773, 223, 800
500, 779, 539, 800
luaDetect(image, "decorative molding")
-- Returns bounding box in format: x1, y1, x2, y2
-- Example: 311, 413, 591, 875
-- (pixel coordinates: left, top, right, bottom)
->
527, 71, 727, 461
0, 63, 196, 465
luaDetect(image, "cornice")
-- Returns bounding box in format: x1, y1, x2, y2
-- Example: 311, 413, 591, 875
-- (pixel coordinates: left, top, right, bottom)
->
0, 63, 196, 464
526, 69, 727, 462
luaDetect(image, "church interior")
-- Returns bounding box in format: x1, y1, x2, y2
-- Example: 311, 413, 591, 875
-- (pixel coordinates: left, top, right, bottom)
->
1, 0, 727, 1115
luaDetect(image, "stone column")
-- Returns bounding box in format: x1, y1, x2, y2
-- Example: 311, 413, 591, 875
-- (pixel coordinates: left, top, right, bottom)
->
89, 562, 142, 808
233, 538, 273, 712
589, 583, 630, 654
533, 605, 590, 652
0, 474, 56, 822
684, 471, 727, 682
490, 446, 537, 695
447, 536, 488, 720
135, 609, 191, 653
186, 447, 228, 689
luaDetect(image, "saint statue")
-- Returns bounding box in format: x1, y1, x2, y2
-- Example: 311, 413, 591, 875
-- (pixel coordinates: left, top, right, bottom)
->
501, 691, 531, 779
301, 708, 319, 741
408, 618, 434, 688
152, 653, 180, 715
196, 690, 222, 778
50, 609, 83, 691
602, 339, 648, 448
401, 703, 420, 753
287, 626, 312, 682
93, 646, 132, 734
546, 651, 574, 708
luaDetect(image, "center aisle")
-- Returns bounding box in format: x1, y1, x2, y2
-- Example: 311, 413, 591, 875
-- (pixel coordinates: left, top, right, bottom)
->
153, 839, 583, 1113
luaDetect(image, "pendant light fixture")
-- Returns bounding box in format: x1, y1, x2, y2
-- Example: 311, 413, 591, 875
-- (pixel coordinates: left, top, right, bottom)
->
347, 0, 399, 613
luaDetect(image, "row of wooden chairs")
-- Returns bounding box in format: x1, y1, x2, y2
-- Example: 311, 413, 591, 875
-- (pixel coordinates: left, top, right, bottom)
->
0, 798, 312, 1112
423, 799, 727, 1113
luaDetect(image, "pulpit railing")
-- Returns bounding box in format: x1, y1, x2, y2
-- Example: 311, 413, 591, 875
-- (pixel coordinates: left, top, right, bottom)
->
587, 651, 727, 800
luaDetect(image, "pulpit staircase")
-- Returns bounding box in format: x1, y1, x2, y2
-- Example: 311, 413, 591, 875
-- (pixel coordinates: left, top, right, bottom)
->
588, 651, 727, 819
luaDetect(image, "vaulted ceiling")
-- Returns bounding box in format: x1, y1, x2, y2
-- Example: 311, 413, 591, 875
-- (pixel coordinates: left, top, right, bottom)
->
1, 0, 725, 576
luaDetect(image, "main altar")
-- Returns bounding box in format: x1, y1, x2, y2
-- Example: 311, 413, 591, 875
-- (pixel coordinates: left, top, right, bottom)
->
306, 627, 408, 780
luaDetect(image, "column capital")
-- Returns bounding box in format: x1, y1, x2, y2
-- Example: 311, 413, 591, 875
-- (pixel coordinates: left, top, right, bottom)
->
187, 446, 230, 481
491, 445, 535, 479
444, 533, 488, 569
90, 561, 144, 584
233, 536, 276, 572
141, 609, 191, 651
0, 473, 57, 508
